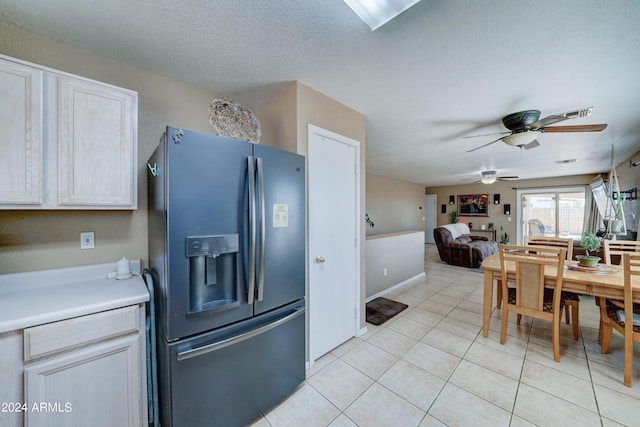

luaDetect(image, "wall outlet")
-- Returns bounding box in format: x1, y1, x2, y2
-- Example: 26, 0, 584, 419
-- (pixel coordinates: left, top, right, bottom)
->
80, 232, 95, 249
383, 268, 388, 276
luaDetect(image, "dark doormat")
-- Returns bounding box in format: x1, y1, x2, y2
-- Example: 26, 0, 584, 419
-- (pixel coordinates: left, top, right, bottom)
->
366, 297, 408, 326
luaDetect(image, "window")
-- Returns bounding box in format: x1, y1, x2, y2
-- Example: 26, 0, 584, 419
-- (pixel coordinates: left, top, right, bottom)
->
516, 187, 586, 242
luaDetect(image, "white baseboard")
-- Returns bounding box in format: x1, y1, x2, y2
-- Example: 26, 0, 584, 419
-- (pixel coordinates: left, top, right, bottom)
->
365, 272, 426, 302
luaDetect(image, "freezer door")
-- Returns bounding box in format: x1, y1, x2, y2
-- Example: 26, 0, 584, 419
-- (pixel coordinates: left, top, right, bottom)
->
162, 127, 254, 340
253, 144, 306, 314
163, 302, 305, 427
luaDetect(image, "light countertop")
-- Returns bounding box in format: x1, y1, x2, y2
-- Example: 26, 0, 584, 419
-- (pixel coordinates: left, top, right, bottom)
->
0, 260, 149, 334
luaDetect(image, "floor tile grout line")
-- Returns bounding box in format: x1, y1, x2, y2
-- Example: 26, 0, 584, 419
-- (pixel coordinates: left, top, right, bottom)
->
507, 306, 533, 426
261, 247, 638, 427
398, 274, 524, 423
342, 311, 448, 426
579, 323, 606, 427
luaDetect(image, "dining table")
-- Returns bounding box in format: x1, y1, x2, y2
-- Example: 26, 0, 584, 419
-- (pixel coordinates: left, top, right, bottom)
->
481, 252, 640, 337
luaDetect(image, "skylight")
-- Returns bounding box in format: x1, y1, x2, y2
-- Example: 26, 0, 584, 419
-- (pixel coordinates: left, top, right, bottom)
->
343, 0, 421, 31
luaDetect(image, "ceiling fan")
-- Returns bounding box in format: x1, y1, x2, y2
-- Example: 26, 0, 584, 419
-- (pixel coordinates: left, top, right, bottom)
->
463, 170, 519, 184
465, 107, 608, 153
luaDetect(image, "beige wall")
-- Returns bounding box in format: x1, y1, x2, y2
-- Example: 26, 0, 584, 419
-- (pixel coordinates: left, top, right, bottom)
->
426, 174, 597, 244
366, 231, 424, 299
365, 173, 425, 236
259, 82, 368, 328
294, 82, 368, 329
256, 82, 297, 152
0, 25, 368, 276
0, 23, 224, 274
0, 26, 371, 334
609, 150, 640, 235
426, 152, 640, 242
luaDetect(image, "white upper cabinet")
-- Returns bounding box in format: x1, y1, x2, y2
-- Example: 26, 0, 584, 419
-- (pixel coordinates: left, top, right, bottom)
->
0, 59, 43, 205
56, 76, 136, 207
0, 54, 138, 209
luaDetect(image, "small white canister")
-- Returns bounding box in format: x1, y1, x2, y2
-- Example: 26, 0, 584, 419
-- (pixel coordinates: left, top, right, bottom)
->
116, 257, 131, 279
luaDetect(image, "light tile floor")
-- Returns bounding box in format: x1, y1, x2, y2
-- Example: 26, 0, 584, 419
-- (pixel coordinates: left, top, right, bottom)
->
251, 244, 640, 426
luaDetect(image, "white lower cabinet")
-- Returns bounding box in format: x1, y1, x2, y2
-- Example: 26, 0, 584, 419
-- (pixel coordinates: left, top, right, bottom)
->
0, 305, 147, 427
25, 335, 141, 427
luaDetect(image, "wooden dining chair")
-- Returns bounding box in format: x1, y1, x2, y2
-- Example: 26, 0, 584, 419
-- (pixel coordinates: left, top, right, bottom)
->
603, 239, 640, 265
597, 239, 640, 343
513, 236, 580, 339
499, 244, 570, 362
599, 252, 640, 387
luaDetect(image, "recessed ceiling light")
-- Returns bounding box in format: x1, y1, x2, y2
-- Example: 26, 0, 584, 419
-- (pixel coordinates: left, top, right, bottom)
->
343, 0, 421, 31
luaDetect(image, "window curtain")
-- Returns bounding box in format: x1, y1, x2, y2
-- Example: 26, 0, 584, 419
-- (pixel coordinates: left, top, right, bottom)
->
582, 185, 601, 234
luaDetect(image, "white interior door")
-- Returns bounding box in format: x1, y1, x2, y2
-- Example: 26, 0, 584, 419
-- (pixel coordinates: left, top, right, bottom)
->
308, 125, 359, 363
424, 194, 437, 244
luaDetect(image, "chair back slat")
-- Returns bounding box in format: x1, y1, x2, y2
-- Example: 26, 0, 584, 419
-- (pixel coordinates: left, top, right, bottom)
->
623, 252, 640, 305
499, 244, 566, 314
604, 240, 640, 265
518, 262, 545, 310
524, 236, 574, 261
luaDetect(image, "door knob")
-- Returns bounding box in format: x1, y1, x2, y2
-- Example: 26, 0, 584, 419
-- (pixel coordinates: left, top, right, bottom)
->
314, 256, 326, 264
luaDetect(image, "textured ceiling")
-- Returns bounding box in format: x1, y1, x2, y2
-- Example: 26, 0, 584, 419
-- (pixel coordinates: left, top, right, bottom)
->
1, 0, 639, 186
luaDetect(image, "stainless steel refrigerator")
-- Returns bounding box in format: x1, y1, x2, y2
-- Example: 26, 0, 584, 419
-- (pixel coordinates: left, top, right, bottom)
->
147, 126, 305, 427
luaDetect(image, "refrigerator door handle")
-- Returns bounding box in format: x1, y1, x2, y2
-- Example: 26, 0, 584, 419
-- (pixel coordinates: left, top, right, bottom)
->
176, 308, 304, 361
247, 156, 256, 304
256, 157, 266, 301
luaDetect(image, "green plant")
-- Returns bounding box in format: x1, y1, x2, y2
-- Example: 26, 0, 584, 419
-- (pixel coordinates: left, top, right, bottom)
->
580, 231, 601, 256
449, 211, 459, 223
365, 213, 375, 228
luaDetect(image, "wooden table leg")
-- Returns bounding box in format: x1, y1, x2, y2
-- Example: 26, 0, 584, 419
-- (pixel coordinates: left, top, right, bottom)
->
483, 269, 493, 337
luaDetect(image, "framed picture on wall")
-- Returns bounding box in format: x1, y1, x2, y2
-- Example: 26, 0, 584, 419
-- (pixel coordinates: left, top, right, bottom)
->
458, 194, 489, 216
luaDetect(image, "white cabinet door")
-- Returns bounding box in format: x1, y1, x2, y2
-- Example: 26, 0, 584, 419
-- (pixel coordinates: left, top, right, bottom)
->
0, 60, 43, 205
24, 335, 143, 427
57, 76, 137, 208
0, 330, 24, 427
0, 54, 138, 210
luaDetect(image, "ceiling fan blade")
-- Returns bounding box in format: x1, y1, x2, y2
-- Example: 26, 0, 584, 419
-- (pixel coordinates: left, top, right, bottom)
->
528, 114, 570, 128
543, 124, 608, 133
466, 136, 504, 153
528, 107, 593, 129
463, 131, 511, 139
523, 140, 540, 150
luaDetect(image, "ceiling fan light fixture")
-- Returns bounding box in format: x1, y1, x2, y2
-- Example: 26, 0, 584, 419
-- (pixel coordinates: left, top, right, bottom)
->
342, 0, 421, 31
502, 130, 541, 147
480, 171, 497, 184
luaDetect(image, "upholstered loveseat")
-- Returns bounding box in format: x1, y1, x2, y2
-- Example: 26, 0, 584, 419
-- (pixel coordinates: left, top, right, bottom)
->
434, 224, 499, 268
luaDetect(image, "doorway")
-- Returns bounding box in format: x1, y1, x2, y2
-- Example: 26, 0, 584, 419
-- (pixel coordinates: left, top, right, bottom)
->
308, 124, 360, 364
424, 194, 437, 244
